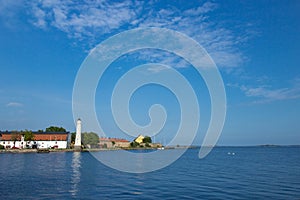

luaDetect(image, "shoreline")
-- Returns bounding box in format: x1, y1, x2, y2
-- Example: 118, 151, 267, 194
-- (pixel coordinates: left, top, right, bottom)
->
0, 147, 163, 154
1, 145, 299, 154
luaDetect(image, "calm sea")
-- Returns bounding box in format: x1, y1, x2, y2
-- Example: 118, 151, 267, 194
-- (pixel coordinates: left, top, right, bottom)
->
0, 147, 299, 199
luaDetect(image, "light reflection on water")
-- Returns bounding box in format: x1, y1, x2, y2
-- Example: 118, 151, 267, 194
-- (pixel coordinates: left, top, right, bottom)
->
70, 152, 81, 196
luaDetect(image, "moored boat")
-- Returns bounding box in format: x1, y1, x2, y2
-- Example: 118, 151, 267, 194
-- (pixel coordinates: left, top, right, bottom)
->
37, 148, 50, 153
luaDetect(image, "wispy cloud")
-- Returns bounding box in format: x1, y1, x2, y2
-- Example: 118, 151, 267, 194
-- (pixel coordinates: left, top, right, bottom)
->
0, 0, 22, 16
136, 2, 247, 68
22, 0, 252, 68
183, 1, 217, 16
229, 78, 300, 104
146, 65, 171, 73
128, 50, 191, 70
28, 0, 139, 39
0, 0, 24, 28
6, 102, 23, 107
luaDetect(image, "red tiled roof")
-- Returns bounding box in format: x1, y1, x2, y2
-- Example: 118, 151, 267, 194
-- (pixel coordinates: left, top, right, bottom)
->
0, 131, 69, 141
99, 137, 129, 143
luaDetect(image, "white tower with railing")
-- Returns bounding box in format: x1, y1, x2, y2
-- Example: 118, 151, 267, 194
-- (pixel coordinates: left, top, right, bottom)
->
74, 118, 82, 150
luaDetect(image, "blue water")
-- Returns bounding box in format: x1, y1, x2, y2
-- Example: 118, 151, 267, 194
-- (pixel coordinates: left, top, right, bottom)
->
0, 147, 299, 199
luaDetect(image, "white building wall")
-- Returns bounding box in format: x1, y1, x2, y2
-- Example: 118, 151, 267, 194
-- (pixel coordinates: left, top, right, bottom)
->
1, 140, 67, 149
36, 141, 67, 149
0, 141, 24, 149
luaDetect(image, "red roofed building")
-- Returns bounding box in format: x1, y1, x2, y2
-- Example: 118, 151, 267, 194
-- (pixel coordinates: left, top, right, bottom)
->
99, 137, 130, 148
0, 131, 70, 149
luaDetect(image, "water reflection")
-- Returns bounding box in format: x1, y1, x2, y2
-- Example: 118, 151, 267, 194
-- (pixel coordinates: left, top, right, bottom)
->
70, 152, 81, 196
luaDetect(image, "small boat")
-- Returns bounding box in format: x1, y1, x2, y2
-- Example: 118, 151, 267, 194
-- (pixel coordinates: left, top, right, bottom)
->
37, 148, 50, 153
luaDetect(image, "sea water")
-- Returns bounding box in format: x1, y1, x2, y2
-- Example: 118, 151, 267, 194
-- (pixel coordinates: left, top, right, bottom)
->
0, 147, 299, 199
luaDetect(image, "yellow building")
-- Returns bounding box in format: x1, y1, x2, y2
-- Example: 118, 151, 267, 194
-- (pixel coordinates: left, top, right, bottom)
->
134, 135, 144, 144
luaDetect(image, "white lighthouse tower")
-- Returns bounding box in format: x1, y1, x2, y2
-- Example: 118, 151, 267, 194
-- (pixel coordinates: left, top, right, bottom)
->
74, 118, 82, 150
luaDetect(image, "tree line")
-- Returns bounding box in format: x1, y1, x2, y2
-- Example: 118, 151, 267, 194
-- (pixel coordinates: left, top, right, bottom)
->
71, 132, 99, 148
4, 126, 67, 142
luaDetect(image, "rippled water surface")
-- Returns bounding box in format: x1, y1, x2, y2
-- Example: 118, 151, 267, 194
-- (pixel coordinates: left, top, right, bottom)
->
0, 147, 299, 199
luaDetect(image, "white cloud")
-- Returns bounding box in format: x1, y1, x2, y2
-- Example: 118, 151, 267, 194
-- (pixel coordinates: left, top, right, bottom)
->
0, 0, 22, 16
31, 6, 47, 28
6, 102, 23, 107
232, 78, 300, 103
0, 0, 24, 28
24, 0, 250, 69
183, 2, 218, 16
129, 50, 191, 69
133, 2, 249, 68
28, 0, 138, 39
146, 65, 171, 73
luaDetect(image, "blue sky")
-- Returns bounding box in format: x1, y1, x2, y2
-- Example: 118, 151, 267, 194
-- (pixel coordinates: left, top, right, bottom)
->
0, 0, 299, 145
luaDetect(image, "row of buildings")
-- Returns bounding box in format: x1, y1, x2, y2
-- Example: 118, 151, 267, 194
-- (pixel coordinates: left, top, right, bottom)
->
0, 131, 160, 149
99, 135, 162, 149
99, 137, 130, 148
0, 131, 70, 149
0, 120, 163, 150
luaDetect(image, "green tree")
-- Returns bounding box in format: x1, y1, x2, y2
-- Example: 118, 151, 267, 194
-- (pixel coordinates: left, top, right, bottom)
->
143, 136, 152, 143
11, 131, 20, 148
82, 132, 99, 148
24, 130, 34, 141
130, 141, 139, 148
145, 143, 151, 147
11, 132, 20, 141
71, 132, 76, 143
45, 126, 66, 132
